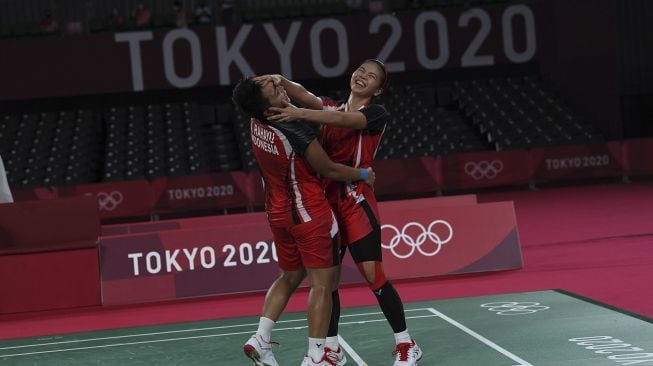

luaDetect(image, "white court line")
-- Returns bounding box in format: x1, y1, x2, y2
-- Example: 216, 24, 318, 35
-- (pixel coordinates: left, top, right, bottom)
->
338, 335, 367, 366
427, 308, 533, 366
1, 308, 433, 351
0, 314, 438, 358
0, 319, 300, 351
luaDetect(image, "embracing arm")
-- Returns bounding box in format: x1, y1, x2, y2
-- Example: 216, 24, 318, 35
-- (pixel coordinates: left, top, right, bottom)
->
269, 102, 368, 129
304, 140, 375, 185
254, 74, 323, 110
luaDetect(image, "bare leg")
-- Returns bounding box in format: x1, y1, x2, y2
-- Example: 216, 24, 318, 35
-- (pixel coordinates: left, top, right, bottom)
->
262, 268, 306, 321
305, 266, 338, 338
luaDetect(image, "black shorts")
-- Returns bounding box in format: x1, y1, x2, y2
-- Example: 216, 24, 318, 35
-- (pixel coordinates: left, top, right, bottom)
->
340, 223, 382, 263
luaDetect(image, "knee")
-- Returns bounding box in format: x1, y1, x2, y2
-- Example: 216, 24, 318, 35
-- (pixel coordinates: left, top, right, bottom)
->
307, 267, 338, 291
357, 261, 387, 291
361, 266, 375, 284
281, 269, 306, 289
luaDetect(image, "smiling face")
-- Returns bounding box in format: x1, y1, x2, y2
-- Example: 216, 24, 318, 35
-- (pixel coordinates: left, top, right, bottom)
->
350, 60, 385, 98
259, 80, 290, 108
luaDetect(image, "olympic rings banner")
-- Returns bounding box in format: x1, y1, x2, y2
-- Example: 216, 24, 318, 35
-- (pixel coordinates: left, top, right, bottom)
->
443, 149, 531, 190
11, 140, 641, 223
11, 180, 153, 220
376, 200, 522, 280
98, 196, 522, 305
12, 172, 256, 220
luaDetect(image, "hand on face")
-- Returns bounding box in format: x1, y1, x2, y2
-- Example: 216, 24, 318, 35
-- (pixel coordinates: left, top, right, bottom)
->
254, 74, 283, 88
267, 100, 302, 122
258, 79, 291, 109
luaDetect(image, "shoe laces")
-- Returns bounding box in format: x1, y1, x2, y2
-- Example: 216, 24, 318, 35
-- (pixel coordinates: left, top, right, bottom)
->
256, 335, 279, 348
325, 347, 341, 363
319, 353, 338, 366
392, 341, 413, 361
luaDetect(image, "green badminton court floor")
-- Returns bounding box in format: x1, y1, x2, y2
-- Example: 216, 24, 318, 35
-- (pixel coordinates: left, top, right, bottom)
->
1, 290, 652, 365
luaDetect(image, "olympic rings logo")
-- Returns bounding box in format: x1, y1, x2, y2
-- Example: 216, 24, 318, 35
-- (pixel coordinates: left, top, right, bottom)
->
464, 160, 504, 180
97, 191, 124, 211
381, 220, 453, 259
480, 302, 550, 315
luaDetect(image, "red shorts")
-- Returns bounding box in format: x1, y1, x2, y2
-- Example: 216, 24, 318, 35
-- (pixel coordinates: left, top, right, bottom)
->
332, 195, 381, 245
271, 210, 340, 271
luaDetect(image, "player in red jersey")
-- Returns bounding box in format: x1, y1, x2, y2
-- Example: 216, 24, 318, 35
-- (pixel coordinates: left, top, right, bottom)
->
260, 60, 422, 366
232, 77, 375, 366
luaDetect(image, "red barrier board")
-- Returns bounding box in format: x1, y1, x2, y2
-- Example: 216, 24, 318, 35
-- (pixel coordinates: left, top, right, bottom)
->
99, 196, 521, 305
76, 180, 153, 219
373, 158, 443, 196
624, 138, 653, 177
100, 222, 280, 305
0, 196, 99, 253
0, 196, 101, 313
100, 196, 478, 237
0, 248, 101, 314
151, 173, 251, 212
530, 143, 625, 182
246, 170, 265, 207
13, 180, 153, 220
376, 201, 521, 280
443, 149, 531, 189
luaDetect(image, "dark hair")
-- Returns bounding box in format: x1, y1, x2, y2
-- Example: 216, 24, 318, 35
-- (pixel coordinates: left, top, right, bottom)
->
364, 58, 389, 91
232, 77, 270, 122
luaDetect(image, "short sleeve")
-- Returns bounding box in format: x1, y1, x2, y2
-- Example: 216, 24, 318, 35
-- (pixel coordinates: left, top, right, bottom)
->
321, 97, 344, 111
272, 121, 319, 155
360, 104, 388, 134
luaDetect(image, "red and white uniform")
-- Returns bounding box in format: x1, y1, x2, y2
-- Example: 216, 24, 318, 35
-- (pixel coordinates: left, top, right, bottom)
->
320, 98, 388, 245
250, 118, 339, 270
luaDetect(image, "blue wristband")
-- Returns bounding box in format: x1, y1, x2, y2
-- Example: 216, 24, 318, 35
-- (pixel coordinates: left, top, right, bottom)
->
359, 168, 368, 181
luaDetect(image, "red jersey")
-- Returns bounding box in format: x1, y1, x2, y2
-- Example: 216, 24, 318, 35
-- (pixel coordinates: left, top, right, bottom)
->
250, 118, 332, 227
319, 99, 388, 206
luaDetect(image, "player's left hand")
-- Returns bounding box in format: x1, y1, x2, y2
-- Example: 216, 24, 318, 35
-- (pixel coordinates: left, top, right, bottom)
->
364, 167, 376, 188
267, 100, 302, 122
253, 74, 283, 87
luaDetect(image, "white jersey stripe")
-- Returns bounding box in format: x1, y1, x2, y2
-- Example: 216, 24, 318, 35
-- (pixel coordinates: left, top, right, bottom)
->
372, 124, 386, 159
329, 211, 339, 238
353, 132, 363, 168
290, 154, 312, 223
268, 122, 311, 223
267, 124, 293, 159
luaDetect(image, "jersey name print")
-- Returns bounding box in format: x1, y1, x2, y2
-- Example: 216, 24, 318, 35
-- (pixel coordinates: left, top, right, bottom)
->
251, 122, 280, 156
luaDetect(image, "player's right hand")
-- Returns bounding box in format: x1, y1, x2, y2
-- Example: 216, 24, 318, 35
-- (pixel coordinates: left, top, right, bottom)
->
365, 167, 376, 187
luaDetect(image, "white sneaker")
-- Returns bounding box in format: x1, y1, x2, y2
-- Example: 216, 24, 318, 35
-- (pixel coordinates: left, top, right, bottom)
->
392, 339, 422, 366
243, 334, 279, 366
325, 346, 347, 366
300, 354, 337, 366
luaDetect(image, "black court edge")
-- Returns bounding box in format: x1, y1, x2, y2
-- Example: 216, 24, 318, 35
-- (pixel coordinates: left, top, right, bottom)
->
554, 289, 653, 324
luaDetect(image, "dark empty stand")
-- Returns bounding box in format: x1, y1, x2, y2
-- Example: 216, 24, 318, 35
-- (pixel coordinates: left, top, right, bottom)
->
0, 74, 602, 192
0, 109, 100, 189
453, 76, 603, 151
101, 101, 221, 183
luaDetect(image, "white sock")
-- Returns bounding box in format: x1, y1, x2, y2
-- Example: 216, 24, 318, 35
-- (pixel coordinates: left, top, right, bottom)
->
394, 330, 411, 345
256, 317, 275, 342
325, 336, 339, 350
308, 337, 326, 360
